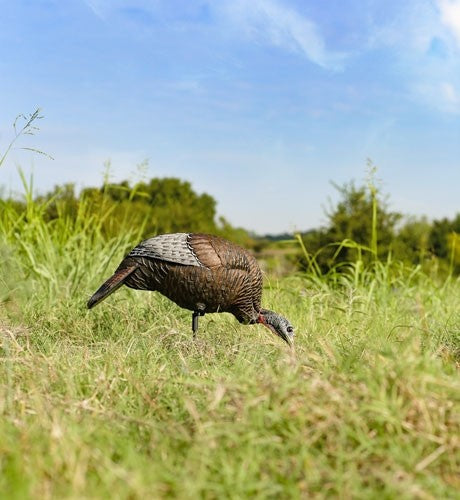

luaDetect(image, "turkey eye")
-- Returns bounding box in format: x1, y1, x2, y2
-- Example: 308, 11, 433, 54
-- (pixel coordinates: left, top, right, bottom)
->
287, 326, 293, 333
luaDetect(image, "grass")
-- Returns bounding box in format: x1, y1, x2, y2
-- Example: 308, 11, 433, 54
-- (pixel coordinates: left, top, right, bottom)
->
0, 190, 459, 498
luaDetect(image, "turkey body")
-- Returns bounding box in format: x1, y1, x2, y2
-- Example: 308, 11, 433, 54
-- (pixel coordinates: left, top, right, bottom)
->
119, 233, 262, 324
87, 233, 293, 344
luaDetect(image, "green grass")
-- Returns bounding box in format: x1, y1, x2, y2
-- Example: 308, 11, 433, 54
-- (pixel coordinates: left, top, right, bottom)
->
1, 194, 459, 498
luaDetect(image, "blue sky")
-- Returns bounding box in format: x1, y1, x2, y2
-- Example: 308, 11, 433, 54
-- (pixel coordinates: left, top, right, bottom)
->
0, 0, 459, 234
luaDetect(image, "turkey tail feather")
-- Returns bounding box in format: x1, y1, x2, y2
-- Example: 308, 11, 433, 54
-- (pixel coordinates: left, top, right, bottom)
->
87, 265, 138, 309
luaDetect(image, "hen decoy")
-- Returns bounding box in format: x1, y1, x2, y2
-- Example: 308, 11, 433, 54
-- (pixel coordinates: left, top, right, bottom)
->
87, 232, 294, 345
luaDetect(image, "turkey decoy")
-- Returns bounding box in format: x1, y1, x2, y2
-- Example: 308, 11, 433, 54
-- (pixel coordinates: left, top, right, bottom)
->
87, 233, 294, 345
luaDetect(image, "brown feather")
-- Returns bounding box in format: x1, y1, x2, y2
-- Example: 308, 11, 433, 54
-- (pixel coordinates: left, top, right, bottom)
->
87, 265, 138, 309
88, 233, 264, 324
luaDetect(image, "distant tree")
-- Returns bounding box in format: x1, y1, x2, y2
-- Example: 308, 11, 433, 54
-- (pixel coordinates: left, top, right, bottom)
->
299, 181, 401, 272
429, 214, 460, 257
78, 177, 219, 237
217, 216, 257, 248
429, 218, 452, 260
392, 216, 432, 266
37, 183, 79, 220
429, 214, 460, 273
133, 177, 218, 234
31, 175, 250, 242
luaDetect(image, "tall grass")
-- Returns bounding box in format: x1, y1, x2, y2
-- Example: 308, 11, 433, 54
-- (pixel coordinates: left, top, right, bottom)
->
0, 109, 53, 169
367, 160, 379, 260
0, 123, 459, 498
1, 175, 459, 498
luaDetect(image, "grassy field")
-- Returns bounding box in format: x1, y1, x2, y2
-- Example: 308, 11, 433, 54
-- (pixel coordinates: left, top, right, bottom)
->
1, 194, 459, 498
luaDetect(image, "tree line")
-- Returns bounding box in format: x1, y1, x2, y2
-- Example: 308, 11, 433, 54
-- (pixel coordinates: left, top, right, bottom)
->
5, 176, 254, 247
298, 181, 460, 276
2, 175, 459, 275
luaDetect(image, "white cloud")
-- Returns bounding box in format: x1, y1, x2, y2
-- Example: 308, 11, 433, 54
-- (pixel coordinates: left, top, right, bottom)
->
413, 80, 460, 114
83, 0, 107, 21
440, 81, 459, 103
82, 0, 159, 22
364, 1, 460, 113
82, 0, 346, 70
215, 0, 346, 70
437, 0, 460, 46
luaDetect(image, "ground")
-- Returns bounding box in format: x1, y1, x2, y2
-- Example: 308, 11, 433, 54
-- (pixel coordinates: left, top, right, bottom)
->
1, 262, 458, 498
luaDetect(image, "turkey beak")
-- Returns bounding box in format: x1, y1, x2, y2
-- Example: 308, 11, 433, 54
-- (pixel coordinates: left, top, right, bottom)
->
267, 324, 293, 346
278, 329, 294, 346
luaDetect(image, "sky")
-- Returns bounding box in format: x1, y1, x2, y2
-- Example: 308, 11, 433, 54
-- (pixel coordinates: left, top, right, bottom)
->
0, 0, 459, 234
